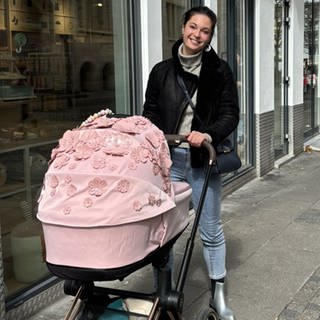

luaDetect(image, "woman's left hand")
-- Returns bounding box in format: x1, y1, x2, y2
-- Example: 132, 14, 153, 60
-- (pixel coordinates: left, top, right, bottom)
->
186, 131, 207, 148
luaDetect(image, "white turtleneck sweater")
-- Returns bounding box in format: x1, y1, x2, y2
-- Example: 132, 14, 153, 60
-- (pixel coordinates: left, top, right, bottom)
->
177, 44, 202, 139
177, 44, 212, 146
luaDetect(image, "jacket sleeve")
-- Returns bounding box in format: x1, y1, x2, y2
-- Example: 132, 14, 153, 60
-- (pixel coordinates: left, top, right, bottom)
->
203, 61, 239, 147
142, 65, 162, 129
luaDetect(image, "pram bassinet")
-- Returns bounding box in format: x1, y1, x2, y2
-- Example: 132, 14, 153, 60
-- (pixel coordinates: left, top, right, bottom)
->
37, 112, 191, 276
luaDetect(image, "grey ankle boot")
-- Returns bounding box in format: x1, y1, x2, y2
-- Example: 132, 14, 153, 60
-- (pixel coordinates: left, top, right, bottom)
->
210, 281, 235, 320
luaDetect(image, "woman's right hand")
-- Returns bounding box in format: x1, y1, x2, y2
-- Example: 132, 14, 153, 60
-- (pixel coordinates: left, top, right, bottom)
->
186, 131, 208, 148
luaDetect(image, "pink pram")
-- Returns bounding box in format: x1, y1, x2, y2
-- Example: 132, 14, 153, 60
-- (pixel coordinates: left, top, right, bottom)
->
37, 112, 218, 319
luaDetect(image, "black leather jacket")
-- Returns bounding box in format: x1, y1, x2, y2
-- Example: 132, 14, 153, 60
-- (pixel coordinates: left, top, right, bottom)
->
143, 39, 239, 167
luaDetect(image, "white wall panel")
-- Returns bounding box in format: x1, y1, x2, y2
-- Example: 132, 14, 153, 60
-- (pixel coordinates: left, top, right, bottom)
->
254, 0, 275, 114
288, 0, 304, 106
140, 0, 163, 100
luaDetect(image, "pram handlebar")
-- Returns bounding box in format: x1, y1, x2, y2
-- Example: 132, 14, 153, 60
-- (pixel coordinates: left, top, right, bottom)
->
165, 134, 216, 165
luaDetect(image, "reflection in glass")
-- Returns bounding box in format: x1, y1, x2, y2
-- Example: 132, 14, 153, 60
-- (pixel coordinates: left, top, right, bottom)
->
274, 0, 287, 159
162, 0, 189, 59
304, 0, 319, 137
0, 0, 132, 299
235, 0, 248, 165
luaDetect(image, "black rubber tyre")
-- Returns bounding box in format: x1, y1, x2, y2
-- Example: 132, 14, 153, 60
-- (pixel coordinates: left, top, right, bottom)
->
152, 309, 184, 320
64, 279, 83, 296
197, 306, 219, 320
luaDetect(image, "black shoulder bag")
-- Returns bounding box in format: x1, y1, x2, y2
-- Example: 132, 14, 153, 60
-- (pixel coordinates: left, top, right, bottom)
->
176, 74, 242, 174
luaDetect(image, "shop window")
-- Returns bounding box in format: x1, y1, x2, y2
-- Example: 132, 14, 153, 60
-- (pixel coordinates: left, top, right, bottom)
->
0, 0, 134, 302
304, 0, 320, 137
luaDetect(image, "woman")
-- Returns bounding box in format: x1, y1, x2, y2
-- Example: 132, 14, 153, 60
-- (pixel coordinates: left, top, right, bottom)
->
143, 6, 239, 320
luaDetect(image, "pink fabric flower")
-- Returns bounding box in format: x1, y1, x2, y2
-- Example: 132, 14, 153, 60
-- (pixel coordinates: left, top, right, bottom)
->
133, 200, 143, 212
50, 147, 59, 161
49, 175, 59, 188
88, 177, 107, 197
163, 179, 172, 196
53, 154, 70, 169
74, 142, 93, 160
112, 118, 141, 134
82, 131, 103, 151
148, 194, 156, 206
116, 179, 130, 193
83, 197, 93, 208
130, 146, 148, 163
59, 130, 78, 153
92, 156, 107, 169
66, 184, 77, 196
64, 175, 72, 184
63, 206, 71, 215
153, 164, 161, 176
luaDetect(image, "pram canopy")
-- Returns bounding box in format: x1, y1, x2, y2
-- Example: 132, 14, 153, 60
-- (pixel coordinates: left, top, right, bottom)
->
37, 113, 176, 228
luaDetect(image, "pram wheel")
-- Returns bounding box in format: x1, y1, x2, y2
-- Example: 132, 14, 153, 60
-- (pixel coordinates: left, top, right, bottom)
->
64, 280, 83, 296
64, 280, 93, 299
197, 306, 219, 320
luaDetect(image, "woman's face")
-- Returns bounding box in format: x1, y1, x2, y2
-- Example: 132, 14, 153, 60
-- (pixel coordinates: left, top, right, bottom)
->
182, 13, 213, 56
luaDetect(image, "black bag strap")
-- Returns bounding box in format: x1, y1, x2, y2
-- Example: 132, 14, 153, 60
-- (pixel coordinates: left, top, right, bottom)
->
176, 74, 206, 128
176, 74, 196, 110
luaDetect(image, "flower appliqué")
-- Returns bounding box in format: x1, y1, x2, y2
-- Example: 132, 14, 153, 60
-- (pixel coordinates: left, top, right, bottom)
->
83, 197, 93, 208
66, 184, 77, 196
88, 177, 107, 197
92, 156, 107, 169
116, 179, 130, 193
49, 175, 59, 188
81, 131, 103, 151
53, 154, 70, 169
74, 142, 93, 160
133, 200, 143, 212
59, 130, 77, 153
64, 175, 72, 184
148, 194, 162, 207
130, 146, 149, 164
63, 206, 71, 215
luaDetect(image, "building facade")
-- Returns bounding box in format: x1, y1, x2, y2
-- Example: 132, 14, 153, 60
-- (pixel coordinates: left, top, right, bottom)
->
0, 0, 319, 318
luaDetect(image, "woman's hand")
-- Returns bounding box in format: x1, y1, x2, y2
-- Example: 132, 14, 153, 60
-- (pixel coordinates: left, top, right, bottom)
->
186, 131, 208, 147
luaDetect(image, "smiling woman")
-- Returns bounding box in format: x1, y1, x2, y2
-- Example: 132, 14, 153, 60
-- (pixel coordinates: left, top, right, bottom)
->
143, 6, 239, 320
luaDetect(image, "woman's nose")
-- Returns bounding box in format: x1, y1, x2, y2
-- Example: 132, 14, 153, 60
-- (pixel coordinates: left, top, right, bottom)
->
193, 28, 200, 37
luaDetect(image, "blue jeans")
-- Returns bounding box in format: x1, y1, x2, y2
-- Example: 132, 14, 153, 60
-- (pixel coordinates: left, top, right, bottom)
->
170, 147, 226, 280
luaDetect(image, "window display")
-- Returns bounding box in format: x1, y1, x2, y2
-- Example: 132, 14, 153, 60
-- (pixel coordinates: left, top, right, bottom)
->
0, 0, 133, 300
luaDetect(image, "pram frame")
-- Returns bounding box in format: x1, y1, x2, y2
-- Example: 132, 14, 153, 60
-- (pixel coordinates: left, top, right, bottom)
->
55, 135, 218, 320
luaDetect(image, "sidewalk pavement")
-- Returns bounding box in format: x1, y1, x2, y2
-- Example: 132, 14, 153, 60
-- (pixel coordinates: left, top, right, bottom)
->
28, 135, 320, 320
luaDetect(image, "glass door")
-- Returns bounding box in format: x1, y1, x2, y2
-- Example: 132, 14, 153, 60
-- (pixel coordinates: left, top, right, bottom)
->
274, 0, 289, 159
304, 0, 320, 138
